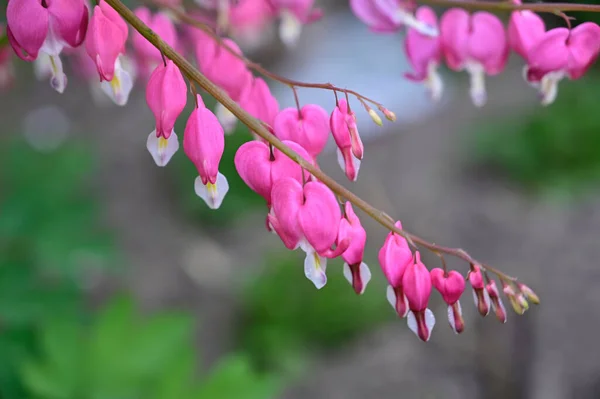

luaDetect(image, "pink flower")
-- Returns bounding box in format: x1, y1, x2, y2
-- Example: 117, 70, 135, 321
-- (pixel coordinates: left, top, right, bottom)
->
330, 98, 363, 182
274, 104, 330, 158
85, 0, 133, 105
183, 94, 229, 209
486, 279, 507, 323
350, 0, 438, 36
440, 8, 509, 107
239, 77, 280, 131
228, 0, 275, 47
268, 0, 322, 46
270, 178, 350, 289
468, 264, 490, 316
403, 252, 435, 341
404, 6, 443, 101
145, 60, 188, 167
234, 139, 312, 206
7, 0, 88, 92
430, 268, 465, 333
194, 33, 251, 102
507, 3, 545, 60
338, 202, 371, 295
524, 22, 600, 105
132, 7, 179, 76
379, 221, 413, 318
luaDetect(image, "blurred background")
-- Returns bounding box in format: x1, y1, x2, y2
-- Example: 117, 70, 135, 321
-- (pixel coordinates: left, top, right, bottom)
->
2, 1, 600, 398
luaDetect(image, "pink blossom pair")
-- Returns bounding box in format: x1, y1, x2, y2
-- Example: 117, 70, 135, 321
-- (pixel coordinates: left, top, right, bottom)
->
145, 60, 229, 209
7, 0, 89, 93
508, 3, 600, 105
403, 6, 508, 107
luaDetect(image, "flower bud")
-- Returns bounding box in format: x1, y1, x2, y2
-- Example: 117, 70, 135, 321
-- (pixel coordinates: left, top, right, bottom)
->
368, 108, 383, 126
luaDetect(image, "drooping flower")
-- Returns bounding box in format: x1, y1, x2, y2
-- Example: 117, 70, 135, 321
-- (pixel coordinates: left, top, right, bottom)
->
85, 0, 133, 105
274, 104, 330, 159
404, 6, 443, 101
228, 0, 275, 49
379, 221, 414, 318
440, 8, 509, 107
268, 0, 322, 46
234, 139, 312, 206
403, 252, 435, 341
239, 77, 280, 132
7, 0, 89, 93
270, 178, 350, 289
183, 94, 229, 209
132, 7, 179, 78
430, 268, 465, 333
507, 1, 546, 60
145, 60, 188, 167
350, 0, 438, 36
330, 98, 363, 182
524, 22, 600, 105
468, 264, 490, 316
486, 279, 507, 323
338, 202, 371, 295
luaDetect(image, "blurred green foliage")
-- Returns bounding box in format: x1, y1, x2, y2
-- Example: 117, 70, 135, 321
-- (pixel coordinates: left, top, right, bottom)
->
471, 75, 600, 194
169, 96, 265, 228
237, 253, 392, 373
0, 137, 280, 399
0, 138, 117, 398
20, 296, 280, 399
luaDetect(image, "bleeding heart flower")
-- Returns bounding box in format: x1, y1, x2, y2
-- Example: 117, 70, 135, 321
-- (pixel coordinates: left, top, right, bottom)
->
524, 22, 600, 106
507, 1, 546, 60
404, 6, 443, 101
183, 94, 229, 209
338, 202, 371, 295
239, 77, 280, 131
379, 221, 414, 318
268, 0, 322, 47
132, 7, 179, 77
440, 8, 509, 107
270, 178, 350, 289
468, 264, 490, 316
145, 60, 187, 167
330, 98, 363, 182
7, 0, 88, 93
430, 268, 465, 333
85, 0, 133, 105
486, 279, 507, 323
403, 252, 435, 342
274, 104, 329, 158
350, 0, 438, 36
234, 139, 312, 205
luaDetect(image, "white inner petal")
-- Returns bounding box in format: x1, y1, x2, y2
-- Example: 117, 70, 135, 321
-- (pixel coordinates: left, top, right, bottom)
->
303, 249, 328, 289
466, 61, 487, 108
146, 129, 179, 167
100, 58, 134, 106
539, 70, 565, 106
394, 9, 439, 37
425, 62, 443, 102
343, 263, 353, 286
194, 172, 229, 209
386, 285, 396, 310
279, 10, 302, 47
48, 55, 67, 94
358, 262, 371, 294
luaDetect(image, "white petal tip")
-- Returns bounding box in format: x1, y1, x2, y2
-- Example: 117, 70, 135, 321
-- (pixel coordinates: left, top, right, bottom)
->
194, 172, 229, 209
146, 130, 179, 167
304, 251, 327, 289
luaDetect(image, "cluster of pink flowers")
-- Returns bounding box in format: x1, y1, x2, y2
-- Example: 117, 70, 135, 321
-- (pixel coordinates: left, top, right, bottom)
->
4, 0, 543, 342
352, 0, 600, 106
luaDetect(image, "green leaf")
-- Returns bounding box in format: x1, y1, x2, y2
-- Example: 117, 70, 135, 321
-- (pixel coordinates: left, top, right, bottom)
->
20, 360, 71, 399
195, 355, 280, 399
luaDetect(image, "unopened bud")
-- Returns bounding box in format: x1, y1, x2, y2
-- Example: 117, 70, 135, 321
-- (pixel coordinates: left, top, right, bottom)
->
518, 283, 540, 304
380, 107, 396, 122
368, 109, 383, 126
517, 293, 529, 312
508, 295, 524, 315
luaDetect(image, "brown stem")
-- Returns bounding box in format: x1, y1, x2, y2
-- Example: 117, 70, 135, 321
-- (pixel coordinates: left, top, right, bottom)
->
105, 0, 518, 282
